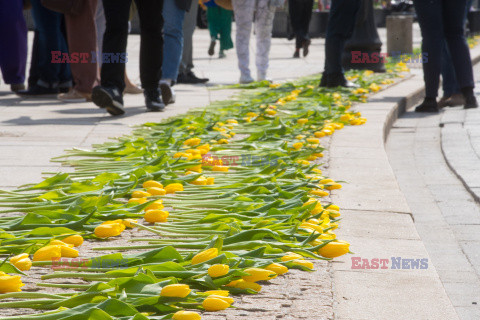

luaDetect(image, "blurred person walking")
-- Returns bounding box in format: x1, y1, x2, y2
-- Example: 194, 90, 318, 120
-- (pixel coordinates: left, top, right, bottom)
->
0, 0, 27, 93
206, 0, 233, 59
414, 0, 477, 112
58, 0, 99, 102
17, 0, 72, 96
288, 0, 313, 58
92, 0, 164, 115
177, 0, 209, 84
232, 0, 284, 83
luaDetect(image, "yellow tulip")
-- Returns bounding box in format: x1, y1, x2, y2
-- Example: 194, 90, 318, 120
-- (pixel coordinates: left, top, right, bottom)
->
212, 166, 229, 172
122, 219, 138, 228
0, 272, 24, 293
206, 177, 215, 185
184, 138, 201, 146
160, 284, 191, 298
292, 142, 303, 150
242, 268, 277, 282
208, 294, 234, 304
128, 197, 147, 205
306, 138, 319, 144
314, 131, 326, 138
202, 297, 230, 311
297, 118, 308, 125
281, 252, 303, 262
142, 180, 163, 189
33, 245, 62, 261
191, 176, 207, 186
164, 183, 184, 194
226, 279, 261, 292
94, 224, 123, 238
204, 290, 229, 297
325, 183, 342, 190
131, 190, 151, 198
147, 187, 166, 196
172, 311, 201, 320
145, 199, 164, 211
208, 264, 229, 278
310, 189, 329, 197
144, 210, 169, 223
191, 248, 218, 265
217, 139, 229, 144
62, 235, 84, 247
9, 254, 32, 271
292, 259, 314, 269
49, 240, 73, 248
265, 263, 288, 275
318, 240, 350, 258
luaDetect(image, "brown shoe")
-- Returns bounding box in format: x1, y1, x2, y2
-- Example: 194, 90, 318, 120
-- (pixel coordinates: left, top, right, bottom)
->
58, 88, 91, 102
437, 96, 449, 108
445, 93, 465, 107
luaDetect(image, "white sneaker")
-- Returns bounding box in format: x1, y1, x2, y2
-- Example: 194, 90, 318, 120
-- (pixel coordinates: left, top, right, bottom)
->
240, 74, 254, 84
257, 72, 271, 82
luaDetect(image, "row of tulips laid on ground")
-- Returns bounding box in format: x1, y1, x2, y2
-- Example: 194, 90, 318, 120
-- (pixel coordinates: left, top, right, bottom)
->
0, 63, 406, 319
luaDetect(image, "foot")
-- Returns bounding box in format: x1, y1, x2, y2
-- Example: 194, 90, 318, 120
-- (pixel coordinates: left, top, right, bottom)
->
320, 72, 358, 88
208, 40, 216, 56
10, 84, 25, 93
16, 84, 59, 97
144, 88, 165, 112
58, 88, 91, 102
302, 39, 311, 57
464, 94, 478, 109
437, 96, 449, 108
293, 49, 300, 58
159, 81, 176, 105
415, 97, 439, 113
177, 71, 209, 84
257, 71, 270, 82
444, 93, 465, 107
219, 50, 226, 59
92, 86, 125, 116
240, 74, 254, 84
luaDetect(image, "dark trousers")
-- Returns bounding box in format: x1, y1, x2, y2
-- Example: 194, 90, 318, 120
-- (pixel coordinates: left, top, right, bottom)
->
414, 0, 474, 98
101, 0, 163, 92
29, 0, 71, 87
323, 0, 360, 74
0, 0, 27, 85
288, 0, 313, 49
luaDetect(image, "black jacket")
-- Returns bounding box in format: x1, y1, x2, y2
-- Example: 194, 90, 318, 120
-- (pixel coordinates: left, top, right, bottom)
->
175, 0, 193, 11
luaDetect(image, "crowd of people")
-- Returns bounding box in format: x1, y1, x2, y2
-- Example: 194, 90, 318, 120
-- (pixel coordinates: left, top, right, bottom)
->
0, 0, 477, 116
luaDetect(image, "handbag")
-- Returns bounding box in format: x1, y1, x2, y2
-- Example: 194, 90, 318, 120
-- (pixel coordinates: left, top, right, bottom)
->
40, 0, 84, 15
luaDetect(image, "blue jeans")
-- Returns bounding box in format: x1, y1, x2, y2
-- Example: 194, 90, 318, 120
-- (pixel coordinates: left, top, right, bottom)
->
414, 0, 474, 98
30, 0, 71, 87
441, 0, 473, 97
323, 0, 360, 74
162, 0, 185, 81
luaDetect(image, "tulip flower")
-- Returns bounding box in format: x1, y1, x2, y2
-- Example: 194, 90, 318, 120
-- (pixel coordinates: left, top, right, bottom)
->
184, 138, 201, 146
33, 245, 62, 261
172, 311, 201, 320
9, 254, 32, 271
94, 223, 124, 238
318, 240, 350, 258
164, 183, 184, 194
202, 297, 231, 311
281, 252, 303, 262
131, 190, 151, 198
62, 235, 84, 247
297, 118, 308, 125
242, 268, 277, 282
160, 284, 191, 298
204, 290, 229, 297
0, 272, 24, 293
191, 248, 218, 265
292, 142, 303, 150
212, 166, 228, 172
144, 209, 169, 223
226, 279, 261, 292
208, 264, 229, 278
142, 180, 163, 189
292, 259, 314, 269
265, 263, 288, 275
145, 199, 164, 211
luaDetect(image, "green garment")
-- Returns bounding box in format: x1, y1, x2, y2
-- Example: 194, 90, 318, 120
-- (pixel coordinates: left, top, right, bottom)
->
207, 6, 233, 51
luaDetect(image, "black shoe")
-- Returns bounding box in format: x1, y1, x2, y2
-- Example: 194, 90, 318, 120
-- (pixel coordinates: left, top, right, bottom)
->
321, 72, 358, 88
303, 39, 311, 57
92, 86, 125, 116
287, 33, 295, 41
16, 84, 58, 97
159, 82, 176, 104
208, 40, 216, 56
177, 72, 209, 84
10, 84, 25, 93
415, 98, 439, 113
144, 88, 165, 112
464, 94, 478, 109
293, 50, 300, 58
